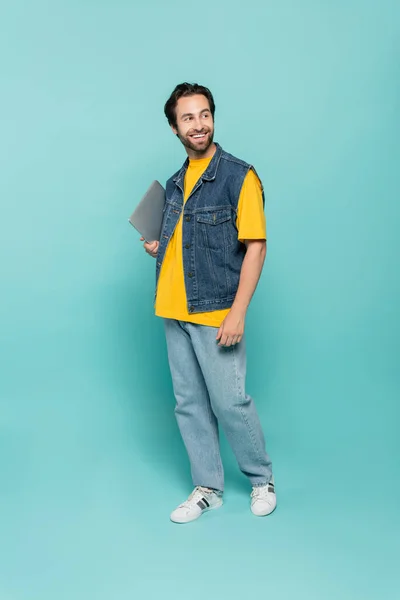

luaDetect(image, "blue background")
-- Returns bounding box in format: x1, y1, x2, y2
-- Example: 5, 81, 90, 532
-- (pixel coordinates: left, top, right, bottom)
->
1, 0, 399, 598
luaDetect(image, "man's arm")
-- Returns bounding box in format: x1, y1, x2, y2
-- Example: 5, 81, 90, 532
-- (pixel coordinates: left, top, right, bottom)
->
216, 239, 267, 347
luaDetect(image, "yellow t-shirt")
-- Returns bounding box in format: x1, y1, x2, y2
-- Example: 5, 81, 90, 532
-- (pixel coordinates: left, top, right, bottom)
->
155, 156, 266, 327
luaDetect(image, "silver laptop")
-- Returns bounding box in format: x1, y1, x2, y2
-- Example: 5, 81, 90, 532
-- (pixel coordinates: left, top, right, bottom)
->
128, 180, 165, 242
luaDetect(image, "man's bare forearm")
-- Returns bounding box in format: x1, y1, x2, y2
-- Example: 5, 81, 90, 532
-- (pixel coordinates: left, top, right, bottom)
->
231, 240, 267, 314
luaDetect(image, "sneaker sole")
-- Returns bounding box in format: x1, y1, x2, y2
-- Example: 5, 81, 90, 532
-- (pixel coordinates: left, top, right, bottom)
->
170, 498, 223, 524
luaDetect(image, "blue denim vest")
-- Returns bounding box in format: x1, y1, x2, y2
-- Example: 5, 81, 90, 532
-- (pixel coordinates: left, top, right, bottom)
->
155, 143, 264, 314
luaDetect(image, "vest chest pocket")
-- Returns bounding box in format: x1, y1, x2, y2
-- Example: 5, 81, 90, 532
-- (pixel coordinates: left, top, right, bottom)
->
195, 209, 234, 251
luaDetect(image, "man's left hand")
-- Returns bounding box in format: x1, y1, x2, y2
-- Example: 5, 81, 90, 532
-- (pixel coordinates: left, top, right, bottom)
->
216, 308, 246, 347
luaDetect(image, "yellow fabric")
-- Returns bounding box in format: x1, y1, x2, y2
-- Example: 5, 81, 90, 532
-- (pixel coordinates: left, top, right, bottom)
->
155, 156, 266, 327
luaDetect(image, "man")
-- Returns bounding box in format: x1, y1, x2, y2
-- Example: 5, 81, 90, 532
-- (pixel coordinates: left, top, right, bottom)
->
142, 83, 276, 523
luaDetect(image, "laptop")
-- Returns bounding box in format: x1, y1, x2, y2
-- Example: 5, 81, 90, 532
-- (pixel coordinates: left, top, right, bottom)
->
128, 180, 165, 242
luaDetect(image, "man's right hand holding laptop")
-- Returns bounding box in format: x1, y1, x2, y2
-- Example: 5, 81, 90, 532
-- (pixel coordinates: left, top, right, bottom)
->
141, 237, 159, 259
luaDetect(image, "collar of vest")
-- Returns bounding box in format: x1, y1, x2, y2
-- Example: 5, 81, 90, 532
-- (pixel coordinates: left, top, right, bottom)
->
173, 142, 223, 185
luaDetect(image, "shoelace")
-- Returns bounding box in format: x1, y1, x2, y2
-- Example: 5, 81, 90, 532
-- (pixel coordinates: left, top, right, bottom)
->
180, 486, 211, 509
251, 485, 272, 500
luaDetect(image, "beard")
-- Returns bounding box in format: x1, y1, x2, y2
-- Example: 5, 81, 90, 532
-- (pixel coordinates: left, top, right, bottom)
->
176, 127, 214, 155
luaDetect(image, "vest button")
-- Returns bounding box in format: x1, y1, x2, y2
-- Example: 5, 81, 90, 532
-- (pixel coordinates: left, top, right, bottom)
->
185, 216, 191, 222
188, 272, 193, 278
189, 306, 195, 312
185, 244, 190, 249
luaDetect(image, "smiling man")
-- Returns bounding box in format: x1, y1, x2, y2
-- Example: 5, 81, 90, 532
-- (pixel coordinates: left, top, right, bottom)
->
142, 83, 276, 523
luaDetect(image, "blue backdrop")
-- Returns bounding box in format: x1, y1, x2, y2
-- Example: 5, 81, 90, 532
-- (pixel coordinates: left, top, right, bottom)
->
1, 1, 399, 599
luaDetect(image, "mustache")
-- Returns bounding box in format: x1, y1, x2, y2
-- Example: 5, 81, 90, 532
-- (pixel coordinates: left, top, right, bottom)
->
187, 129, 210, 135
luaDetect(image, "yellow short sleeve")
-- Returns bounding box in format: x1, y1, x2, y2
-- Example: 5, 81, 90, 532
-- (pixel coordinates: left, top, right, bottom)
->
236, 169, 267, 243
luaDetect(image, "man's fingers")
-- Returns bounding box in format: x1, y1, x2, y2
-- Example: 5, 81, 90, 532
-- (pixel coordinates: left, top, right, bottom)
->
218, 333, 242, 347
218, 334, 228, 347
143, 241, 159, 257
216, 326, 223, 341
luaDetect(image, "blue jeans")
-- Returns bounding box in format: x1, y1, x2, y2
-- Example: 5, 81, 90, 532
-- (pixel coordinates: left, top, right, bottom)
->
164, 319, 273, 492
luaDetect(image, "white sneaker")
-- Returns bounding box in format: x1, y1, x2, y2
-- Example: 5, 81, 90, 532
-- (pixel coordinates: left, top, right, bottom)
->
170, 487, 223, 524
251, 479, 277, 517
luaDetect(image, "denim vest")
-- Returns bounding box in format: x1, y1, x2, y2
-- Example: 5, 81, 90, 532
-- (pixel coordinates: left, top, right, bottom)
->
155, 143, 264, 314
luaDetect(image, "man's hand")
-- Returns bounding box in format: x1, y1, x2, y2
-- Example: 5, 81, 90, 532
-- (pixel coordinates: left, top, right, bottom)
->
141, 237, 159, 258
216, 307, 246, 347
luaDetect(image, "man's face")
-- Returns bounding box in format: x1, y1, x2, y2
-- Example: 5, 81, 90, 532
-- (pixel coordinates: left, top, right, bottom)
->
172, 94, 214, 156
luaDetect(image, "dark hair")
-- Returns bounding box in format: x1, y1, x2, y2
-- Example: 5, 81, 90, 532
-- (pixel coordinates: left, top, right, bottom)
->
164, 82, 215, 128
